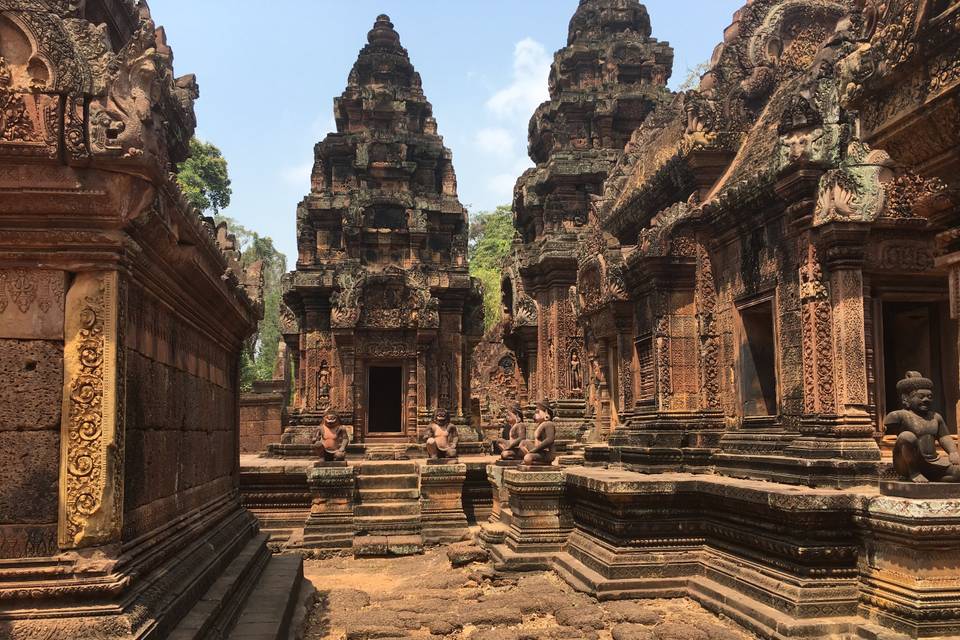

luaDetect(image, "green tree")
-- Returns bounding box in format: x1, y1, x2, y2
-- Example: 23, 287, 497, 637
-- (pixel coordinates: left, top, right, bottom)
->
216, 216, 288, 389
468, 205, 514, 331
175, 138, 287, 391
678, 61, 711, 92
176, 138, 232, 214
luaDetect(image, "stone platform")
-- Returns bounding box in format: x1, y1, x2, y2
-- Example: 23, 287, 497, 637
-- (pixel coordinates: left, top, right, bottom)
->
239, 454, 496, 555
479, 466, 572, 571
551, 467, 960, 640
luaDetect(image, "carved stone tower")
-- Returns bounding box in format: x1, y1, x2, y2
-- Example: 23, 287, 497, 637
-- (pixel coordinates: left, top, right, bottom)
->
502, 0, 673, 438
282, 15, 484, 445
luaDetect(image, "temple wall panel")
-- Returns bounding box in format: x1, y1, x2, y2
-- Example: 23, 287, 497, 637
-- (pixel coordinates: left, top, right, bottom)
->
0, 344, 61, 558
121, 283, 239, 542
0, 268, 66, 554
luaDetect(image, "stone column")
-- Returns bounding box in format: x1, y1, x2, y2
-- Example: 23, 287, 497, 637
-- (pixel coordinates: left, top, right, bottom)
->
484, 468, 571, 571
594, 338, 611, 441
416, 347, 427, 414
303, 464, 356, 549
59, 271, 124, 549
785, 223, 880, 486
419, 461, 468, 544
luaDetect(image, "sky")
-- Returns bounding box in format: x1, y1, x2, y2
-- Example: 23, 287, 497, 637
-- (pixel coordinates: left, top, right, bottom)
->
149, 1, 744, 263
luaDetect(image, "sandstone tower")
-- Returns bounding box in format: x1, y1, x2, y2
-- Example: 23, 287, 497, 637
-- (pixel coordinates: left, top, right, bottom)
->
281, 15, 484, 446
501, 0, 673, 439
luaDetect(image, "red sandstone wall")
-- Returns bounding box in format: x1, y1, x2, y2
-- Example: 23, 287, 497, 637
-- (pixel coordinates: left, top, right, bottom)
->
0, 337, 61, 558
121, 285, 240, 542
240, 393, 285, 453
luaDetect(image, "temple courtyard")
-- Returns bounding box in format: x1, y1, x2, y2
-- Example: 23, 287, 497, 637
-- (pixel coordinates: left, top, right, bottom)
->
300, 544, 753, 640
3, 0, 960, 639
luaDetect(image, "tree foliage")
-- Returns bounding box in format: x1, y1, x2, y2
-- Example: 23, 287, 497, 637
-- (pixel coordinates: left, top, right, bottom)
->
677, 61, 711, 92
216, 216, 288, 390
176, 138, 232, 215
175, 136, 287, 391
468, 205, 514, 331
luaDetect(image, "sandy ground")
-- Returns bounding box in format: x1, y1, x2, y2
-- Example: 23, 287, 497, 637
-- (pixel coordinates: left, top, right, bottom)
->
300, 545, 757, 640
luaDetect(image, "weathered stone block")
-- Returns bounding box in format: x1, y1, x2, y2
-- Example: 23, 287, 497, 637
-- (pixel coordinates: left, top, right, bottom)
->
0, 431, 59, 524
0, 339, 61, 431
419, 462, 468, 544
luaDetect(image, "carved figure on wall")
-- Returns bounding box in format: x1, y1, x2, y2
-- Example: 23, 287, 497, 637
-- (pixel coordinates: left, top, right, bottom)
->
317, 360, 331, 400
496, 402, 527, 461
422, 408, 458, 460
438, 360, 451, 410
570, 350, 583, 390
519, 400, 556, 466
313, 410, 349, 463
884, 371, 960, 483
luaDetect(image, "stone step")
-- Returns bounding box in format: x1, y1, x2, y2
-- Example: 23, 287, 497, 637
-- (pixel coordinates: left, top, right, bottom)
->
354, 501, 420, 518
168, 533, 271, 640
357, 460, 419, 475
353, 534, 424, 557
356, 473, 418, 490
354, 514, 421, 537
358, 487, 420, 501
230, 555, 310, 640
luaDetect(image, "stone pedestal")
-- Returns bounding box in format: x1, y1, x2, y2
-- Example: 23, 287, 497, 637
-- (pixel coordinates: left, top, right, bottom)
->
478, 463, 512, 546
857, 494, 960, 638
481, 467, 571, 571
419, 462, 469, 544
302, 464, 356, 550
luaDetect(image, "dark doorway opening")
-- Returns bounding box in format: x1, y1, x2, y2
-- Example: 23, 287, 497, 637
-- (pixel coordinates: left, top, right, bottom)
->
881, 301, 953, 428
738, 301, 778, 417
368, 366, 403, 433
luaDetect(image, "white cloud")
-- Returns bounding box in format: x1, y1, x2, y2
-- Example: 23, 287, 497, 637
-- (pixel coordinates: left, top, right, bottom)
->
487, 157, 535, 203
485, 38, 551, 122
475, 127, 516, 157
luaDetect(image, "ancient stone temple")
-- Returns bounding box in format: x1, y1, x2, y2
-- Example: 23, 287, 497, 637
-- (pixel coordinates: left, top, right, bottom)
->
280, 15, 484, 449
0, 2, 304, 637
531, 0, 960, 637
501, 0, 673, 441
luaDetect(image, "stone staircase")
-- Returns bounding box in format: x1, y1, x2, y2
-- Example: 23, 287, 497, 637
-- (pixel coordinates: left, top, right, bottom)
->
352, 460, 424, 556
169, 532, 313, 640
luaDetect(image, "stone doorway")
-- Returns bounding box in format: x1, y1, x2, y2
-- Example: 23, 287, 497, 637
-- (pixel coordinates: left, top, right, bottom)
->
367, 365, 404, 435
879, 300, 958, 428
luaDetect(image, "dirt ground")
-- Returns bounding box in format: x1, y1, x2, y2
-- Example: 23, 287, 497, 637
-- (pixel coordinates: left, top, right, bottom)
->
301, 545, 756, 640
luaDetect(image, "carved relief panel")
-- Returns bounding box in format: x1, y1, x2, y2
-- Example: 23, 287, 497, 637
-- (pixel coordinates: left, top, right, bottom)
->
59, 271, 123, 549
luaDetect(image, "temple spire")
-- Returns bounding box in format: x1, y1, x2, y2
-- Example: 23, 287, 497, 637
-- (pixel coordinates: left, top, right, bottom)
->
367, 14, 402, 49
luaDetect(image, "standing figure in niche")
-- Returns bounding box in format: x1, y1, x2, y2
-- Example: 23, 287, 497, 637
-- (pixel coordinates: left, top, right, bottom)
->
570, 350, 582, 390
423, 408, 458, 460
496, 402, 527, 461
317, 360, 331, 403
884, 371, 960, 483
313, 410, 349, 462
519, 400, 556, 466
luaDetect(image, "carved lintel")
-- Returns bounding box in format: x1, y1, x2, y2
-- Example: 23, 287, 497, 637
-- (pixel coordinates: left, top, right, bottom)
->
59, 271, 123, 549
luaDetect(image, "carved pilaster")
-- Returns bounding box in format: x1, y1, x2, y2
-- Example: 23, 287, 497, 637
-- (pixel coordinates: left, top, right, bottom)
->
784, 224, 879, 485
59, 271, 123, 549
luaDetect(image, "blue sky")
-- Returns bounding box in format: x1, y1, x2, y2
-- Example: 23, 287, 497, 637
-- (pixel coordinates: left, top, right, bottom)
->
149, 1, 744, 263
